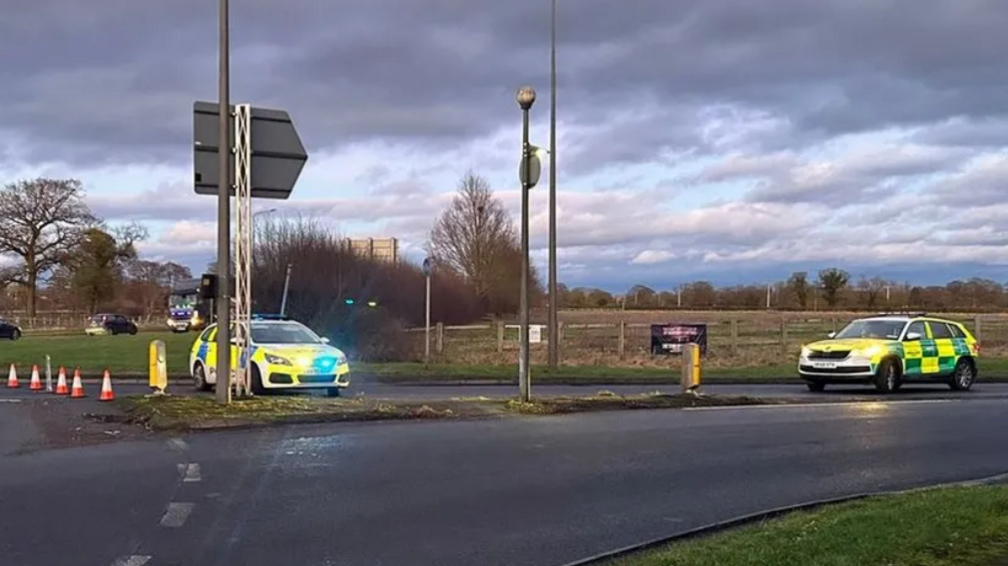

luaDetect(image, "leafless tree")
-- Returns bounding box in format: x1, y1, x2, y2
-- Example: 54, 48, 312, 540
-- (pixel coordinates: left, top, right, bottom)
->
429, 170, 541, 314
0, 178, 97, 316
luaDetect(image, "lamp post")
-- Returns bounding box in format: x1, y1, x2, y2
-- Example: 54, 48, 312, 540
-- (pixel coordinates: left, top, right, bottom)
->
422, 257, 432, 367
215, 0, 231, 406
279, 263, 292, 316
516, 85, 538, 403
548, 0, 559, 370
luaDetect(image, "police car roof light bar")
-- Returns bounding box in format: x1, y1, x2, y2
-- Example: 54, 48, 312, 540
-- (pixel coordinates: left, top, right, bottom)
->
251, 313, 288, 321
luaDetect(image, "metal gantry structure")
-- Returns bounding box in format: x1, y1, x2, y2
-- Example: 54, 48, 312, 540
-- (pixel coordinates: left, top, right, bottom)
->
233, 103, 254, 398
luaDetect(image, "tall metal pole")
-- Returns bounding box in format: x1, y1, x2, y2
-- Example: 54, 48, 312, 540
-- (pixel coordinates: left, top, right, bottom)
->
424, 272, 431, 366
520, 108, 532, 403
547, 0, 559, 370
215, 0, 231, 405
280, 263, 292, 316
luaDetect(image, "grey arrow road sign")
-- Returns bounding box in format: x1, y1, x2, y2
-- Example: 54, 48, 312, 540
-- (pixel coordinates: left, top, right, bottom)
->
193, 101, 308, 199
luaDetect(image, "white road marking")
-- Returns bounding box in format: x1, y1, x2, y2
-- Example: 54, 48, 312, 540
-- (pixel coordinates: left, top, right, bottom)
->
683, 399, 953, 411
160, 502, 195, 527
111, 556, 151, 566
167, 438, 188, 451
0, 399, 22, 403
184, 463, 201, 482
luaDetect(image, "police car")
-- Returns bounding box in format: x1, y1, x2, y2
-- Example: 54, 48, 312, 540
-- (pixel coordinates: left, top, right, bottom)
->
189, 316, 350, 397
797, 313, 979, 393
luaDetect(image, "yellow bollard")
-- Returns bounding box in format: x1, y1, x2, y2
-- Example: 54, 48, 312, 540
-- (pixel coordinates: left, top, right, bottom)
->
681, 343, 702, 394
148, 339, 168, 395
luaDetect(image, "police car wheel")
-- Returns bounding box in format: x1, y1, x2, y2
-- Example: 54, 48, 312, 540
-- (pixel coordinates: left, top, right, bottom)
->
251, 365, 266, 395
874, 358, 900, 394
805, 381, 826, 392
949, 359, 976, 391
193, 363, 212, 392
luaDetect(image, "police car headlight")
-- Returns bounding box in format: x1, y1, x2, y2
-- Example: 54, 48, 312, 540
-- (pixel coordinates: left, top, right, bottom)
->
800, 347, 811, 358
265, 353, 292, 366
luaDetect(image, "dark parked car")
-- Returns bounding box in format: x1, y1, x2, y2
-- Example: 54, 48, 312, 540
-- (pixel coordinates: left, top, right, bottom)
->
0, 318, 22, 340
85, 313, 138, 336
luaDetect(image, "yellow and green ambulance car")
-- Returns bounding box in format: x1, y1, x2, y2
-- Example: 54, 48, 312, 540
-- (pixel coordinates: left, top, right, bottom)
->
797, 313, 979, 393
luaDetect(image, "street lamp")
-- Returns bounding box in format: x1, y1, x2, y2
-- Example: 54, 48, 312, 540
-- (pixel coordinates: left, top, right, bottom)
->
422, 257, 432, 367
516, 85, 542, 403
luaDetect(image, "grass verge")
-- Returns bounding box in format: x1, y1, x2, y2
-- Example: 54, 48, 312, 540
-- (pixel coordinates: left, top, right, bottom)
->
4, 330, 1008, 384
606, 484, 1008, 566
362, 362, 797, 383
363, 360, 1008, 384
105, 391, 780, 431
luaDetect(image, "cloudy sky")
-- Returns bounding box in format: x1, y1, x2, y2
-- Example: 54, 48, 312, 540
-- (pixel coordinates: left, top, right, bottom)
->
2, 0, 1007, 292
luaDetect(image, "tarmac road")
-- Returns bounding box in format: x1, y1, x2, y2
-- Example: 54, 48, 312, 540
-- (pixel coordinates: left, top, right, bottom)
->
1, 395, 1007, 566
5, 376, 1008, 404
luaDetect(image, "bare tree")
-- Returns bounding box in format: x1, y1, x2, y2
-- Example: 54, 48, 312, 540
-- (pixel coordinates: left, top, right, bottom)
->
124, 259, 193, 316
429, 170, 537, 313
0, 178, 96, 316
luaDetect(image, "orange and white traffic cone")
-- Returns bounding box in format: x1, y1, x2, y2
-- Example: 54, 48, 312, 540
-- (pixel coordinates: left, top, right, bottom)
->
29, 365, 42, 391
99, 370, 115, 402
6, 364, 18, 388
70, 369, 85, 398
55, 367, 69, 395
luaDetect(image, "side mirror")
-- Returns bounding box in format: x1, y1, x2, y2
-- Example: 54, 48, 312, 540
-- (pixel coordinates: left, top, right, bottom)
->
321, 337, 330, 344
826, 332, 836, 339
905, 332, 922, 341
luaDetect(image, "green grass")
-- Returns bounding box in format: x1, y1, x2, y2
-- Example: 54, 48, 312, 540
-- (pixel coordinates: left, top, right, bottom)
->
361, 362, 798, 382
0, 330, 195, 376
3, 330, 1008, 383
364, 359, 1008, 383
608, 484, 1008, 566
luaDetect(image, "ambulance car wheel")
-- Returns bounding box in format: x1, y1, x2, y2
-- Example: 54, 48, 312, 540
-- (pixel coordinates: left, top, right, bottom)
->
251, 365, 266, 395
949, 358, 976, 391
326, 387, 341, 398
873, 357, 900, 394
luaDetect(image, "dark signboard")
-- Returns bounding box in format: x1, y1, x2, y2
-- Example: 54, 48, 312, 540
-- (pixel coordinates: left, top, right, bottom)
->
651, 324, 708, 356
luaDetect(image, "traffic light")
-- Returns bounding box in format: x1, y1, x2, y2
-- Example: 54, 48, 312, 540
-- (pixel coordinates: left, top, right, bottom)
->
344, 298, 355, 305
367, 300, 377, 308
199, 273, 217, 299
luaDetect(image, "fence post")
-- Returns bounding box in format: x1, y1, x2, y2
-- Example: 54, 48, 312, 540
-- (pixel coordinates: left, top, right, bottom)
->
497, 321, 505, 355
780, 316, 788, 357
618, 321, 626, 360
730, 319, 738, 357
436, 322, 444, 354
974, 315, 982, 343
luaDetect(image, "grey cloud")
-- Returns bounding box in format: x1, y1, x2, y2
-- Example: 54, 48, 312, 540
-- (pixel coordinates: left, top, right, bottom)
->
723, 144, 974, 205
913, 118, 1008, 148
3, 0, 1007, 172
923, 155, 1008, 207
88, 182, 211, 222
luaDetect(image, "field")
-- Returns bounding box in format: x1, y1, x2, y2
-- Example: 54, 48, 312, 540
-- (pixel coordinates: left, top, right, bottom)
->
407, 309, 1008, 369
1, 309, 1007, 380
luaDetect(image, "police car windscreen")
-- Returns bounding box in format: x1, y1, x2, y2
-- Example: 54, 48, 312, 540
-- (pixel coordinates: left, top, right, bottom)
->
251, 322, 322, 344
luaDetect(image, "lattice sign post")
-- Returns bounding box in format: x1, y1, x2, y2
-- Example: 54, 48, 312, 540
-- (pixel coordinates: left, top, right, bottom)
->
193, 101, 308, 400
